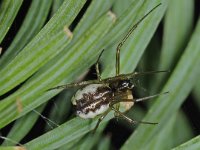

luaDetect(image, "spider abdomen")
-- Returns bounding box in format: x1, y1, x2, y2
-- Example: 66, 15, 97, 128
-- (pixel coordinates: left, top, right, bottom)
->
71, 84, 113, 118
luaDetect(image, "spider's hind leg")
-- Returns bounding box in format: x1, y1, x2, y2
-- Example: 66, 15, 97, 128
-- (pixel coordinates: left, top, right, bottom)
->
110, 105, 157, 125
92, 109, 110, 133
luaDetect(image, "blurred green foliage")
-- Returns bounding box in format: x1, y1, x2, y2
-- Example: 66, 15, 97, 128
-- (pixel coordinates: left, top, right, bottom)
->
0, 0, 199, 149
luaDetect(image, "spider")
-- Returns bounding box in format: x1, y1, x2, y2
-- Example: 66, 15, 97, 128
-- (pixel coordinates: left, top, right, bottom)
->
49, 3, 168, 131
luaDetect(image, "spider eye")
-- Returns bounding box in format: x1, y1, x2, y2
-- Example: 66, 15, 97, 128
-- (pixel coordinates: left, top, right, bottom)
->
122, 82, 128, 87
119, 80, 134, 89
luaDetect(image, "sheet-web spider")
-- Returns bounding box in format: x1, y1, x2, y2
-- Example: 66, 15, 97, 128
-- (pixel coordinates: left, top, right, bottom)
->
49, 3, 168, 132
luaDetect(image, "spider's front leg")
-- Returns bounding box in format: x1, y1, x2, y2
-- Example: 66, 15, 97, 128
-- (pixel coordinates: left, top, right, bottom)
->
47, 79, 102, 91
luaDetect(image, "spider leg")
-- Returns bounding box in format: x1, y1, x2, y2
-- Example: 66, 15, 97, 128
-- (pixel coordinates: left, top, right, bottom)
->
115, 3, 161, 76
129, 70, 170, 78
110, 105, 157, 125
109, 91, 169, 125
101, 70, 169, 85
134, 92, 169, 103
48, 70, 169, 91
110, 91, 169, 105
95, 49, 105, 81
48, 79, 101, 91
92, 109, 110, 133
48, 50, 107, 91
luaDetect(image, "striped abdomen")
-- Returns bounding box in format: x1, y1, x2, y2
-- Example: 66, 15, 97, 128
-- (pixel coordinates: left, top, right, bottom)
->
71, 84, 113, 118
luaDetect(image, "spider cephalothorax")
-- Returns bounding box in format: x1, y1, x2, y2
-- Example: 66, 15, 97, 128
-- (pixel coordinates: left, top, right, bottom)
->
110, 80, 134, 91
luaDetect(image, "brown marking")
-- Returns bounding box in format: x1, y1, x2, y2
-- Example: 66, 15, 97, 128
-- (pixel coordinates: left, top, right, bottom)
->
107, 11, 116, 23
0, 47, 2, 55
14, 146, 26, 150
83, 99, 110, 114
16, 97, 23, 113
63, 26, 73, 39
76, 86, 112, 114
